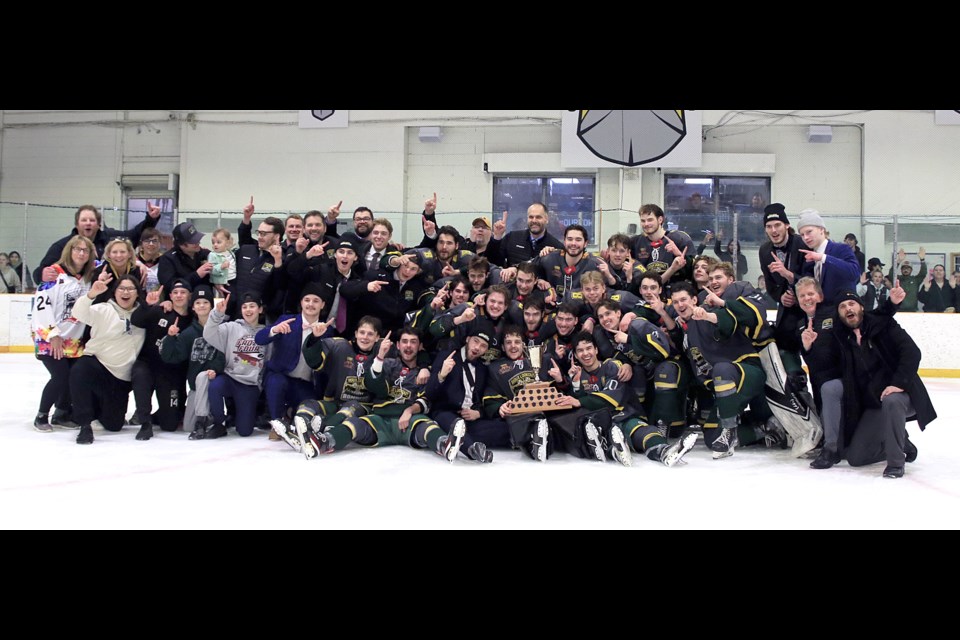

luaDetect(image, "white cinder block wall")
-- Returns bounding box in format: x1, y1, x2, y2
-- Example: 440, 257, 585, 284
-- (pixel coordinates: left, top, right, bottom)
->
3, 110, 960, 276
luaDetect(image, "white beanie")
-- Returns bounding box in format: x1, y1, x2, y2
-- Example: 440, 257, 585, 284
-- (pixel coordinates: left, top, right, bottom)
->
797, 209, 826, 231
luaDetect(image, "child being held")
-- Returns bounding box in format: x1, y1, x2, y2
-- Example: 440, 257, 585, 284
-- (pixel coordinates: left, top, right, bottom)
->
208, 228, 237, 295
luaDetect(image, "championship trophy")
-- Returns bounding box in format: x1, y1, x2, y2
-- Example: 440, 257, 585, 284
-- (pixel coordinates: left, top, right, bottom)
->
505, 345, 564, 414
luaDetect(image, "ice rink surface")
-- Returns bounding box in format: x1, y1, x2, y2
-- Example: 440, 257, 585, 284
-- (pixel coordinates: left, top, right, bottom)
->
2, 352, 958, 530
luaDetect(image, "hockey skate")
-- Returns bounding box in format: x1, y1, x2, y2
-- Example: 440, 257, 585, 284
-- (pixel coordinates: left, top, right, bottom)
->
530, 418, 549, 462
761, 415, 789, 449
661, 432, 699, 467
710, 421, 739, 459
465, 442, 493, 463
655, 419, 668, 439
583, 419, 606, 462
609, 425, 632, 467
294, 416, 318, 459
437, 418, 466, 462
270, 419, 302, 453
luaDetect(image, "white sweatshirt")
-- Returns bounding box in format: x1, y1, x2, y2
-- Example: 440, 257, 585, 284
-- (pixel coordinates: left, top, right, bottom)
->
71, 295, 146, 381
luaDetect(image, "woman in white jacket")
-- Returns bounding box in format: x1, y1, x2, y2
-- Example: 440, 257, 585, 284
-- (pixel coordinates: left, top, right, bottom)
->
69, 274, 147, 445
31, 236, 97, 432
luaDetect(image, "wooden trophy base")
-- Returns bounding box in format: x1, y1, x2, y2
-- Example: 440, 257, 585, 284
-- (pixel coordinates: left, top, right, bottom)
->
507, 381, 564, 414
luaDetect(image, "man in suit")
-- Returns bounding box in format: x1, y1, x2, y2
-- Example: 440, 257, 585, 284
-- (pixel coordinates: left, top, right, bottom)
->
488, 202, 564, 267
796, 209, 860, 305
255, 282, 330, 429
425, 322, 504, 463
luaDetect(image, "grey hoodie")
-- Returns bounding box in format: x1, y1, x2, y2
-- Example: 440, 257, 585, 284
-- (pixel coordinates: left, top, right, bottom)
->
203, 309, 265, 387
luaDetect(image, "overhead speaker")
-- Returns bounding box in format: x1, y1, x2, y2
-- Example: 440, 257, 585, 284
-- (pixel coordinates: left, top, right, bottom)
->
807, 125, 832, 143
418, 126, 443, 143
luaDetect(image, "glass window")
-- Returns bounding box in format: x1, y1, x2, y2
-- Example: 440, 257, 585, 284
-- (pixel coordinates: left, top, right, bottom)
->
664, 175, 771, 246
493, 176, 597, 245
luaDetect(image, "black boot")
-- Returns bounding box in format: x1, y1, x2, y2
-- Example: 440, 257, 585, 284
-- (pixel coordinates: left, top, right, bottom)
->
904, 437, 918, 463
135, 421, 154, 441
206, 421, 228, 439
189, 416, 210, 440
76, 424, 94, 445
809, 448, 841, 469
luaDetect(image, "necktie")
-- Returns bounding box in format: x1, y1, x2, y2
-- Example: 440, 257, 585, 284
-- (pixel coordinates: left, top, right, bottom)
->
815, 260, 823, 283
369, 252, 380, 271
335, 289, 348, 333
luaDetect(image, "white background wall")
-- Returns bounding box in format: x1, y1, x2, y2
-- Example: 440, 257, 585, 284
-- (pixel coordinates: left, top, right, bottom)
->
3, 109, 960, 277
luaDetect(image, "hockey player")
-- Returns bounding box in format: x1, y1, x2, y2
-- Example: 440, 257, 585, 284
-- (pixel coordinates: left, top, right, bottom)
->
555, 331, 697, 466
603, 232, 645, 294
277, 328, 447, 461
296, 314, 386, 433
481, 326, 560, 461
668, 282, 773, 458
630, 204, 695, 292
340, 249, 432, 338
540, 301, 582, 376
593, 299, 671, 409
570, 270, 641, 334
428, 284, 511, 364
383, 226, 474, 287
518, 224, 604, 302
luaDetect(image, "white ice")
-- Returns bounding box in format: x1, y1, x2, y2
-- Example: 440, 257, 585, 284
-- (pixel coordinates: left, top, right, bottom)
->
2, 352, 959, 530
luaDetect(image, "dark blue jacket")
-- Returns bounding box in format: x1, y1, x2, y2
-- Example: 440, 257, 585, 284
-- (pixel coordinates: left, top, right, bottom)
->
801, 240, 860, 305
255, 314, 333, 374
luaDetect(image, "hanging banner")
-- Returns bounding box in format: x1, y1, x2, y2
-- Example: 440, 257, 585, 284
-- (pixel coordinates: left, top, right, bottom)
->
298, 110, 349, 129
561, 109, 702, 168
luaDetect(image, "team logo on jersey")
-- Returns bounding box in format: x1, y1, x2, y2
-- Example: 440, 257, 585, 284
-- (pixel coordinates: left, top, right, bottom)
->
499, 363, 513, 374
637, 248, 650, 260
344, 356, 354, 369
261, 263, 273, 273
821, 318, 833, 330
404, 290, 414, 301
423, 250, 434, 259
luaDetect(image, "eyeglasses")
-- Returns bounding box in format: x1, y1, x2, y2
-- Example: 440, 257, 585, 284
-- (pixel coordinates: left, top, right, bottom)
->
72, 247, 91, 254
256, 231, 276, 237
116, 286, 139, 292
354, 217, 373, 222
141, 238, 160, 245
